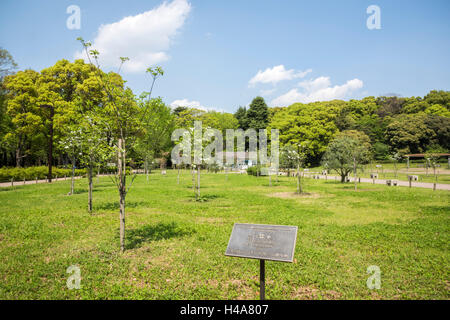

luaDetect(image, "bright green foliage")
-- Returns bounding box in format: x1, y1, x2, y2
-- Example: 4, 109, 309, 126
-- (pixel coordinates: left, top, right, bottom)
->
425, 104, 450, 117
137, 97, 175, 167
424, 90, 450, 108
174, 108, 205, 128
200, 111, 239, 133
2, 69, 43, 167
270, 101, 340, 164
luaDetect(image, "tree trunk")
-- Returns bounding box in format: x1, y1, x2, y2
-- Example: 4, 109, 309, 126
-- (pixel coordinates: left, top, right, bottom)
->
88, 159, 93, 212
15, 147, 22, 168
353, 156, 357, 191
296, 164, 302, 194
145, 157, 149, 183
394, 162, 397, 179
197, 166, 201, 198
177, 166, 180, 184
433, 167, 437, 191
118, 138, 126, 253
70, 159, 75, 195
192, 166, 195, 193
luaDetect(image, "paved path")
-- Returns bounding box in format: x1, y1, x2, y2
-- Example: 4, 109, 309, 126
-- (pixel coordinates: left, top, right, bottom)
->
1, 172, 449, 191
309, 174, 450, 191
0, 176, 82, 188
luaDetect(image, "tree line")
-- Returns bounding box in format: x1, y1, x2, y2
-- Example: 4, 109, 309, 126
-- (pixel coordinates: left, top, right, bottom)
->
1, 47, 449, 172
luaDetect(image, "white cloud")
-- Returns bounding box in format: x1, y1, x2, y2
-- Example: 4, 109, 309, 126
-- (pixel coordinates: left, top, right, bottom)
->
170, 99, 203, 109
74, 0, 191, 73
298, 76, 331, 92
170, 99, 223, 112
271, 77, 363, 106
248, 65, 312, 87
260, 88, 277, 96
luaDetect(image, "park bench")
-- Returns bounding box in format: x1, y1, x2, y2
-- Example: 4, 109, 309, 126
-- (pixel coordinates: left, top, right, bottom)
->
386, 179, 398, 186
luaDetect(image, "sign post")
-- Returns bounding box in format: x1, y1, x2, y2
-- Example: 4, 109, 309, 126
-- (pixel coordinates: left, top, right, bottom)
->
260, 259, 265, 300
225, 223, 298, 300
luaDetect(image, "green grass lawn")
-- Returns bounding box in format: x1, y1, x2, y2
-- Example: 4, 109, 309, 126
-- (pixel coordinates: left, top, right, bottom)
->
0, 170, 449, 299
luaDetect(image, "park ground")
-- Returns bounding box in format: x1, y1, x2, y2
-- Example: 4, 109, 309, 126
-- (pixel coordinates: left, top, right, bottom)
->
0, 170, 449, 299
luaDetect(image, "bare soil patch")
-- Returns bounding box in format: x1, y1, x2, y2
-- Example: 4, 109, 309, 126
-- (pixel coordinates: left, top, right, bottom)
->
292, 286, 341, 300
267, 192, 321, 199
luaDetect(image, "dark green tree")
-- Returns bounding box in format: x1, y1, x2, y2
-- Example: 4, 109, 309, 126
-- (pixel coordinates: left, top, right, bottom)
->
234, 106, 248, 130
385, 113, 436, 155
425, 115, 450, 150
246, 97, 269, 130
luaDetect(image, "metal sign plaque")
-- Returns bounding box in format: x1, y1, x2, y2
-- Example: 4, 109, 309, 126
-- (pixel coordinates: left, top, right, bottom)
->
225, 223, 298, 263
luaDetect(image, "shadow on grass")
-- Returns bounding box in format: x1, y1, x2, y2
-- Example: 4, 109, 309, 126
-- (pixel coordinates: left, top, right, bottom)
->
95, 201, 148, 211
0, 187, 17, 192
188, 193, 220, 202
125, 222, 195, 249
419, 205, 450, 216
70, 189, 88, 195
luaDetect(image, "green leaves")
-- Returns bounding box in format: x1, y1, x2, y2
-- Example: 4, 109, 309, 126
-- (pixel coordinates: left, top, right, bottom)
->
270, 101, 339, 164
146, 66, 164, 78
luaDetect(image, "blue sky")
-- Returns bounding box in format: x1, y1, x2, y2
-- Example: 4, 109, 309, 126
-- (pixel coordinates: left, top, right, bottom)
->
1, 0, 449, 112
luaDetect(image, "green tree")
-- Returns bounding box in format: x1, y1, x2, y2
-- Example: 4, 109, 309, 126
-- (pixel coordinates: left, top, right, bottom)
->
246, 97, 269, 130
385, 113, 436, 155
322, 135, 371, 184
0, 48, 18, 79
425, 145, 447, 190
424, 90, 450, 108
270, 101, 340, 164
0, 48, 18, 166
280, 144, 306, 194
424, 115, 450, 150
234, 106, 248, 130
78, 37, 162, 252
137, 96, 175, 180
3, 69, 42, 167
58, 127, 83, 195
425, 104, 450, 117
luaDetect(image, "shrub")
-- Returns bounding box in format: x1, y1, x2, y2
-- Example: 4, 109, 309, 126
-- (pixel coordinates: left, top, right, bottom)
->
247, 165, 262, 176
0, 166, 87, 182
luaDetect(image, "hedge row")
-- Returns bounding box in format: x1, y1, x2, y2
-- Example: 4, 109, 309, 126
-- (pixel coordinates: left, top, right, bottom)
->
0, 166, 87, 182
